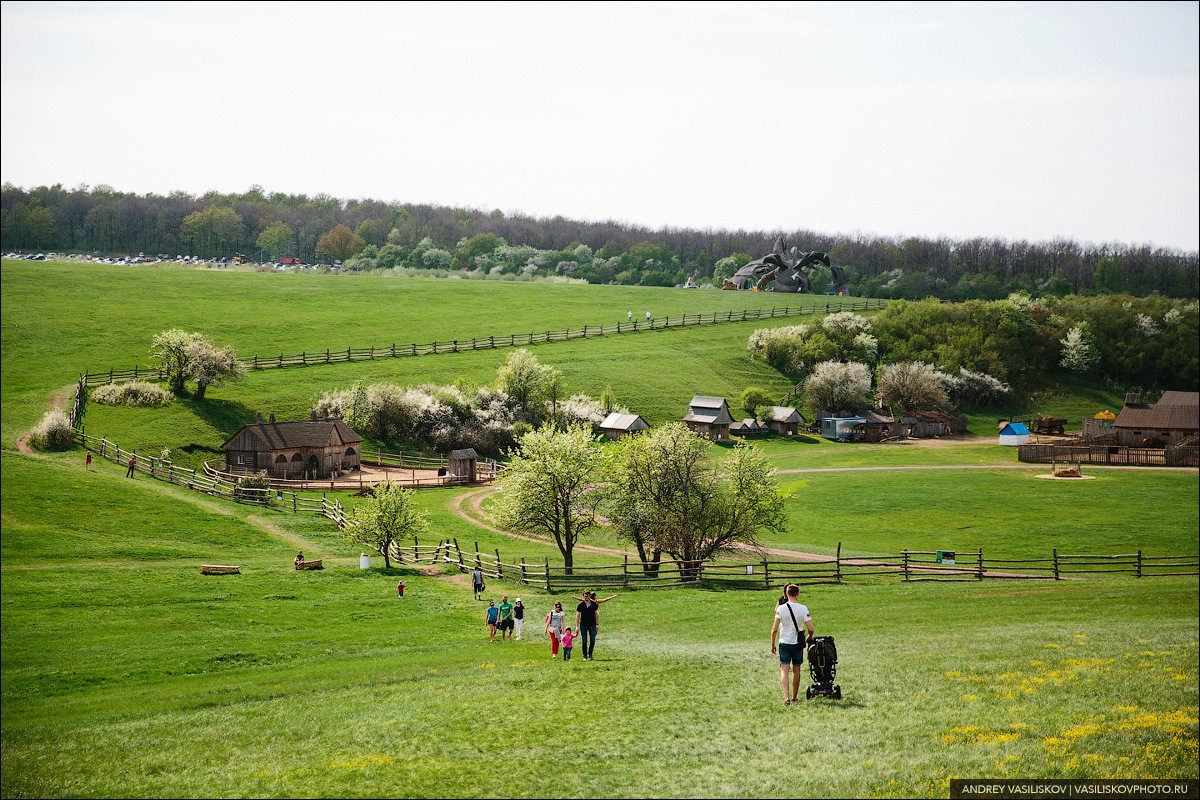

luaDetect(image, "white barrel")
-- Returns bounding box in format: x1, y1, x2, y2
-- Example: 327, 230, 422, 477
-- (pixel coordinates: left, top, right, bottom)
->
360, 553, 371, 569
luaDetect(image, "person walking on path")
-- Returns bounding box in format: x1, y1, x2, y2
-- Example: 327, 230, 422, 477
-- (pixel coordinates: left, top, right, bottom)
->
770, 583, 815, 706
125, 455, 136, 478
627, 311, 632, 322
545, 601, 565, 657
514, 598, 526, 640
472, 567, 484, 600
645, 310, 651, 323
485, 600, 500, 642
576, 592, 600, 661
498, 595, 515, 641
85, 450, 92, 470
561, 627, 576, 661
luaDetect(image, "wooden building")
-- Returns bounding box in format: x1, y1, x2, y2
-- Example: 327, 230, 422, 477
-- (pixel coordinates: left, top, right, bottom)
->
730, 418, 768, 436
1113, 391, 1199, 447
765, 406, 804, 436
448, 449, 479, 483
599, 413, 650, 440
222, 413, 363, 479
683, 396, 733, 440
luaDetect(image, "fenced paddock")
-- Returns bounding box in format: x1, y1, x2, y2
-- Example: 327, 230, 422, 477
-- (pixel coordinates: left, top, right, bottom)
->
202, 449, 502, 491
76, 301, 887, 388
1018, 440, 1199, 467
382, 539, 1198, 591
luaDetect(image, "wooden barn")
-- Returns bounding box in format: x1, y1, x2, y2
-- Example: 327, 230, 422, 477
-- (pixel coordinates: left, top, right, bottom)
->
900, 410, 967, 438
765, 406, 804, 436
683, 396, 733, 440
1113, 391, 1200, 447
222, 413, 362, 479
599, 413, 650, 440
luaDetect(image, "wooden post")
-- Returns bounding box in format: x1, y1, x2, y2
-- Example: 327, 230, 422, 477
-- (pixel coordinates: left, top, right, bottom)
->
623, 554, 628, 589
977, 547, 984, 581
1053, 548, 1059, 580
902, 550, 909, 581
495, 548, 502, 580
1136, 548, 1142, 578
836, 541, 842, 583
545, 556, 552, 592
520, 557, 527, 585
763, 558, 770, 588
455, 538, 464, 567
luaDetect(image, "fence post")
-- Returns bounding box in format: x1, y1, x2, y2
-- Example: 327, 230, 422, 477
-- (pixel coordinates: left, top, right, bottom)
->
902, 550, 909, 581
520, 557, 527, 585
495, 548, 502, 580
763, 558, 770, 588
623, 555, 628, 589
1053, 548, 1059, 580
545, 556, 552, 593
977, 547, 984, 581
1136, 548, 1142, 578
836, 541, 842, 583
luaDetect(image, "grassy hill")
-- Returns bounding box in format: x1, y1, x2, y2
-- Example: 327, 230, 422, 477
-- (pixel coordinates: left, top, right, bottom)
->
3, 259, 1196, 796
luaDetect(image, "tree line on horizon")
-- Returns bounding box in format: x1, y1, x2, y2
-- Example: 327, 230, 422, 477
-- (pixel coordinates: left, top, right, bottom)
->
3, 182, 1196, 300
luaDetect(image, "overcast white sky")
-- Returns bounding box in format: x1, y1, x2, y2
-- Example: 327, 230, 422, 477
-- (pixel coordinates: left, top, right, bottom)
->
2, 1, 1197, 250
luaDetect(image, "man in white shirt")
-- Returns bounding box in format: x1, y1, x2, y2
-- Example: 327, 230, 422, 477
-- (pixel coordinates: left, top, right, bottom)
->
770, 583, 815, 706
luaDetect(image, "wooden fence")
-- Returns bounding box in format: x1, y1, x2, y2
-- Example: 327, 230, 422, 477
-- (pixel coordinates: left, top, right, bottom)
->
1018, 441, 1199, 467
377, 539, 1198, 591
73, 429, 350, 528
201, 449, 503, 491
78, 300, 886, 387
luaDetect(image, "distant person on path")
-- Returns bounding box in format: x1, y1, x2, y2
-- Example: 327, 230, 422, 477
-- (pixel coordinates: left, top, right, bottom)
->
645, 310, 651, 322
545, 601, 565, 657
85, 450, 92, 470
472, 567, 484, 600
576, 592, 600, 661
771, 583, 814, 706
561, 627, 576, 661
627, 311, 632, 322
514, 598, 525, 640
498, 595, 515, 641
125, 455, 136, 478
485, 600, 500, 642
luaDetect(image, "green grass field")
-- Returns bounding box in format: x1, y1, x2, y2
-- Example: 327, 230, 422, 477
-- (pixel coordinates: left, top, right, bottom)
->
3, 261, 1197, 797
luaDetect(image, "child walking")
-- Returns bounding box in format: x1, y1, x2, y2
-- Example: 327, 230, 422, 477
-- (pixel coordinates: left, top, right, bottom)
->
560, 627, 575, 661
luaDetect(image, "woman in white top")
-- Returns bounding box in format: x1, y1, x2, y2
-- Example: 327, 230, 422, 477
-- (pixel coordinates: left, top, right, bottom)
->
544, 601, 565, 658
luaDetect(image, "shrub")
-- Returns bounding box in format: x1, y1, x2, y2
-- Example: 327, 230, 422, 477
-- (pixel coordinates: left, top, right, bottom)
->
804, 361, 873, 412
90, 381, 173, 407
876, 362, 951, 411
29, 409, 75, 449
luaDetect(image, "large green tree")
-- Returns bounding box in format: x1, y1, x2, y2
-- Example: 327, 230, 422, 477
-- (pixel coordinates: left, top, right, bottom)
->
256, 221, 293, 261
496, 348, 560, 418
315, 224, 365, 262
490, 425, 601, 574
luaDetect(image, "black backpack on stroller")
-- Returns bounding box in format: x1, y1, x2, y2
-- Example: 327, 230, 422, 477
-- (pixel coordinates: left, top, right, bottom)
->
805, 636, 841, 700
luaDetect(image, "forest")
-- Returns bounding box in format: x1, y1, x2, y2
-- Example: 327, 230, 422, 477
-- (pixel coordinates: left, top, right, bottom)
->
3, 182, 1196, 301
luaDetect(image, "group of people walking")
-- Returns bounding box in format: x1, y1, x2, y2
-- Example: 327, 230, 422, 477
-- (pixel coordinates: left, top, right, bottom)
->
473, 567, 615, 661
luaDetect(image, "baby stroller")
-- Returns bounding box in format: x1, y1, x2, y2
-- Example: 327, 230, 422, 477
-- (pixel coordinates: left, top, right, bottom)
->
804, 636, 841, 700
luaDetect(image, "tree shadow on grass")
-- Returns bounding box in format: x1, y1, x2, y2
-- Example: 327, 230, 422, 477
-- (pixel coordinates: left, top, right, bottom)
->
179, 396, 256, 443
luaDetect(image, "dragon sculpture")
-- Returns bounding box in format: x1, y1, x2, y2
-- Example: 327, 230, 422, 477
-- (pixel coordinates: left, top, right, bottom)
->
723, 237, 849, 295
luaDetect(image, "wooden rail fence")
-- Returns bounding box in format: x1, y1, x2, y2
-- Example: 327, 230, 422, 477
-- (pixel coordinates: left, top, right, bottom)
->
377, 539, 1198, 591
77, 300, 886, 387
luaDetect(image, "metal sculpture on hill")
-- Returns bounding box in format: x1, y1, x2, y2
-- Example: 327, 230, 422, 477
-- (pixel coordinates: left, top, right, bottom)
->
723, 237, 850, 295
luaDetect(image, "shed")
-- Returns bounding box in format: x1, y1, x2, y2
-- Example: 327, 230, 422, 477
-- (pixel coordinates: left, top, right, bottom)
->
448, 449, 479, 483
900, 411, 968, 438
1113, 391, 1199, 447
765, 406, 804, 436
599, 413, 650, 440
730, 418, 768, 436
820, 417, 867, 441
222, 414, 362, 479
998, 421, 1030, 446
683, 396, 733, 440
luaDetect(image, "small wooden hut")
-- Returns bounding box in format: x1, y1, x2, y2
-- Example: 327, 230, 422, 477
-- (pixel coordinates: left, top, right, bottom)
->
1113, 391, 1199, 447
765, 406, 804, 436
683, 396, 733, 441
730, 418, 768, 436
600, 413, 650, 440
448, 449, 478, 483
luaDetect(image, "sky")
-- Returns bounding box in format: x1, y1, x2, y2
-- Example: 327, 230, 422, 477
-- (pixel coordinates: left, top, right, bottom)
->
2, 1, 1198, 251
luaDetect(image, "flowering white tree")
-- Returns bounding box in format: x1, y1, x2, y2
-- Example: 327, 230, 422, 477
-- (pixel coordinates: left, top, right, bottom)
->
185, 338, 246, 400
804, 361, 873, 411
1059, 326, 1100, 372
876, 362, 950, 411
1135, 314, 1159, 337
821, 311, 872, 336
